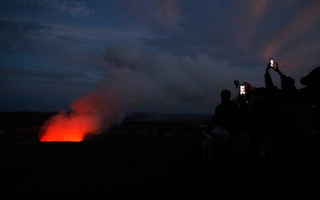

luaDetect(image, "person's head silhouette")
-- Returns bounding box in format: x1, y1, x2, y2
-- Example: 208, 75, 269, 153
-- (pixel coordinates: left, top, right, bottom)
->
220, 89, 231, 103
300, 67, 320, 107
300, 67, 320, 88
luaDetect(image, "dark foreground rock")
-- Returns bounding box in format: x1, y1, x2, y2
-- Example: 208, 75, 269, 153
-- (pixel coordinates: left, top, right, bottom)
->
1, 136, 219, 199
1, 112, 319, 199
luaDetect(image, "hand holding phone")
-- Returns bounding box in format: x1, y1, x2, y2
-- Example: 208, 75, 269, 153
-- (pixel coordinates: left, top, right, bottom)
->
270, 58, 274, 68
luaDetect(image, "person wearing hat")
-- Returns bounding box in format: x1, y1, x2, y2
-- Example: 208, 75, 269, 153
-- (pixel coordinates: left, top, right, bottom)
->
299, 67, 320, 134
300, 67, 320, 107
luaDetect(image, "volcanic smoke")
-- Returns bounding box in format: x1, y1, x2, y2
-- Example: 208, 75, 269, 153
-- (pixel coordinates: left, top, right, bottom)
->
39, 44, 259, 142
39, 88, 124, 142
39, 111, 101, 142
39, 94, 103, 142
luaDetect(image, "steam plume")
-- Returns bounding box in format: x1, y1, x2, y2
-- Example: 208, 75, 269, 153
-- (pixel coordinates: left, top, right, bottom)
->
40, 44, 260, 141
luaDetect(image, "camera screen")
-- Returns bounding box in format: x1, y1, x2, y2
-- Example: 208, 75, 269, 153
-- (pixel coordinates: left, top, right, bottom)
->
240, 86, 246, 95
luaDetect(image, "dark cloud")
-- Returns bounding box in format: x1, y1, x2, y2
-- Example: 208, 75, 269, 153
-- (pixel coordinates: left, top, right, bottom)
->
0, 0, 91, 17
0, 77, 93, 112
141, 0, 320, 71
0, 65, 102, 85
0, 41, 15, 53
0, 18, 51, 33
0, 64, 101, 111
0, 18, 107, 70
0, 18, 52, 53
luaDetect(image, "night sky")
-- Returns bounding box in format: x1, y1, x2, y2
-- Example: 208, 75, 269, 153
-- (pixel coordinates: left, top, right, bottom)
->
1, 0, 320, 113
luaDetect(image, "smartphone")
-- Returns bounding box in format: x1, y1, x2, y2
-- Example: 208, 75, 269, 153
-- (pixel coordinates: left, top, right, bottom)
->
240, 85, 246, 95
270, 58, 274, 68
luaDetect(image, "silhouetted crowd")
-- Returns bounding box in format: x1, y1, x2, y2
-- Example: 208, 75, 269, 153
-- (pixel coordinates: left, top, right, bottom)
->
205, 62, 320, 199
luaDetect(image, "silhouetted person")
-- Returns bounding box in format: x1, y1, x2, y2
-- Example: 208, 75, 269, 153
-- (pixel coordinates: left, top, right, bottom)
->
236, 81, 269, 126
300, 67, 320, 107
202, 90, 237, 166
300, 67, 320, 133
215, 89, 238, 133
259, 63, 319, 160
265, 61, 301, 106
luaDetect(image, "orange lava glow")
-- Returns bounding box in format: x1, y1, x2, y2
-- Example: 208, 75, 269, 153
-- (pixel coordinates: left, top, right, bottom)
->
40, 111, 101, 142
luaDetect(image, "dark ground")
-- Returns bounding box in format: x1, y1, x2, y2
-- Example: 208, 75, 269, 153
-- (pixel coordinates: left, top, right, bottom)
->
0, 112, 320, 199
0, 112, 217, 199
1, 136, 215, 199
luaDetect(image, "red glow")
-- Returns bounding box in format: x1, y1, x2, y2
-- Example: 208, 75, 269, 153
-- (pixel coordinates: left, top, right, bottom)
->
40, 111, 101, 142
